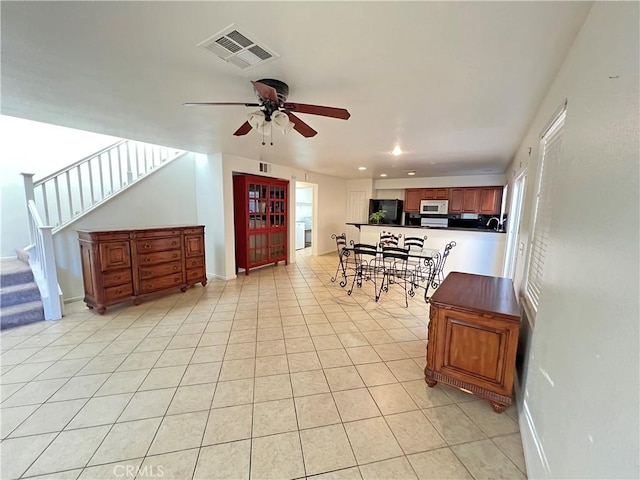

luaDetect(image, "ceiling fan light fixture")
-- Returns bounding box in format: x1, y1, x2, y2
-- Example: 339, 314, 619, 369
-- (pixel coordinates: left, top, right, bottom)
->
392, 146, 403, 156
272, 111, 294, 135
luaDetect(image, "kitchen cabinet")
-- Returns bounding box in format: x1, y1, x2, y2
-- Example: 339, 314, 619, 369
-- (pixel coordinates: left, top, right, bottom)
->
448, 186, 503, 214
233, 174, 289, 275
404, 188, 449, 211
448, 188, 465, 213
478, 187, 503, 214
78, 226, 206, 314
463, 188, 479, 212
424, 188, 449, 200
425, 272, 520, 413
404, 188, 424, 212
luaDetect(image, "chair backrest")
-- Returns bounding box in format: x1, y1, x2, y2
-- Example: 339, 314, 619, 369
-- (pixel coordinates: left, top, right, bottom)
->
331, 233, 347, 254
403, 235, 427, 252
432, 241, 457, 286
352, 243, 378, 263
381, 246, 409, 268
379, 230, 401, 247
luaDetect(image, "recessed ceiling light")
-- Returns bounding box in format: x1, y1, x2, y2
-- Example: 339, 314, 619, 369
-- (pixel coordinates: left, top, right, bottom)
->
407, 171, 416, 176
380, 173, 387, 177
358, 166, 367, 171
392, 146, 403, 156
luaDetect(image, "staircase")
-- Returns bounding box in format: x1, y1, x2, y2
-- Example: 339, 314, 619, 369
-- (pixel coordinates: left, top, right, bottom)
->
0, 258, 45, 329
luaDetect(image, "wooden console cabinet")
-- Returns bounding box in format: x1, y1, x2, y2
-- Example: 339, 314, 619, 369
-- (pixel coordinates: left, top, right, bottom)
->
425, 272, 520, 412
78, 226, 206, 314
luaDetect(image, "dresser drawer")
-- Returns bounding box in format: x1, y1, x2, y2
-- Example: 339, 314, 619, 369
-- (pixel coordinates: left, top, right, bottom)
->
186, 267, 206, 282
103, 283, 133, 302
139, 272, 183, 293
136, 237, 181, 253
102, 268, 133, 287
138, 249, 182, 266
185, 256, 204, 269
139, 261, 183, 279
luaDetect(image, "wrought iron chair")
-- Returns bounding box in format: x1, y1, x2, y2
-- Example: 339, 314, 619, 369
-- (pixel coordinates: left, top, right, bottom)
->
402, 234, 428, 280
377, 245, 414, 307
347, 243, 381, 298
424, 241, 457, 303
330, 233, 348, 286
379, 230, 401, 248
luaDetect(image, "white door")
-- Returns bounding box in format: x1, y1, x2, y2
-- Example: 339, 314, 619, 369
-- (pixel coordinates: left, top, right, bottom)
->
504, 170, 527, 281
347, 191, 367, 245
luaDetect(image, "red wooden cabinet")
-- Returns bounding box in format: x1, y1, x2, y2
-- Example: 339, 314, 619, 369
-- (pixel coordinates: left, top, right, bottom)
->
233, 174, 289, 275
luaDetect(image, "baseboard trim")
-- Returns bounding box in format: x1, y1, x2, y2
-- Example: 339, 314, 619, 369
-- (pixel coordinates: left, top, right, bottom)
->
64, 295, 84, 304
520, 400, 551, 479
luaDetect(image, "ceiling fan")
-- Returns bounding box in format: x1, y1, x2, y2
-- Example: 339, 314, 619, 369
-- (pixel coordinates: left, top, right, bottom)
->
184, 79, 350, 138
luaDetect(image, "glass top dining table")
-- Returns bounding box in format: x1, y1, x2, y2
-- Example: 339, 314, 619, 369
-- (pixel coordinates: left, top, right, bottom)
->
335, 244, 442, 304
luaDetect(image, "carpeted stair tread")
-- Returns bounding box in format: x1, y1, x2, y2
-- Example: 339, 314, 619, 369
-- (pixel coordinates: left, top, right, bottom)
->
1, 282, 41, 307
0, 300, 45, 329
1, 258, 35, 287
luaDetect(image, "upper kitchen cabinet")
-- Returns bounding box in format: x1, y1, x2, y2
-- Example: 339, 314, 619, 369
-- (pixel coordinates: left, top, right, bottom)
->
423, 188, 449, 200
448, 186, 503, 214
463, 189, 479, 212
449, 188, 465, 213
478, 187, 503, 214
404, 188, 425, 212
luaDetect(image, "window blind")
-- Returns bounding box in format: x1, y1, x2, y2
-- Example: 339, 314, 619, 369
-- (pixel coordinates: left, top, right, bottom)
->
525, 110, 566, 313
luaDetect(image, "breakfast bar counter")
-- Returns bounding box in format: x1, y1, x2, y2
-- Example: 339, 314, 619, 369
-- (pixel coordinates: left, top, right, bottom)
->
349, 224, 506, 277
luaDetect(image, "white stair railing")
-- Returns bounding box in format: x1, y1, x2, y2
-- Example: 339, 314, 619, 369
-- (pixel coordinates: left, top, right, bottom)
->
23, 140, 184, 233
24, 199, 63, 321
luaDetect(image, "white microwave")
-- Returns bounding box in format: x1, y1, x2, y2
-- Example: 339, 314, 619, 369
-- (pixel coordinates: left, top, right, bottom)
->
420, 200, 449, 215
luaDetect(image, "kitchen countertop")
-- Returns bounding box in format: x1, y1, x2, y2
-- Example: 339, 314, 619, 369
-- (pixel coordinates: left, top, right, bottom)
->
346, 222, 505, 233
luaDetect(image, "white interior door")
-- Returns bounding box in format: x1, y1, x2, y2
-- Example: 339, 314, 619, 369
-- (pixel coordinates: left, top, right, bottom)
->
347, 191, 367, 245
504, 170, 527, 280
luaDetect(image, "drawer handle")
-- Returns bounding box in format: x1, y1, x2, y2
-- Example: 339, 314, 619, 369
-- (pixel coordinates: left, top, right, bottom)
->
115, 289, 122, 295
144, 243, 151, 249
172, 254, 178, 258
173, 266, 179, 271
174, 277, 180, 283
171, 241, 177, 246
145, 258, 151, 263
113, 275, 121, 281
191, 261, 197, 266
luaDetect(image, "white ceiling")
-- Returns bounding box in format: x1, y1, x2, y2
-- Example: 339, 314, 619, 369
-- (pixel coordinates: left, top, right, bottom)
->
1, 1, 592, 179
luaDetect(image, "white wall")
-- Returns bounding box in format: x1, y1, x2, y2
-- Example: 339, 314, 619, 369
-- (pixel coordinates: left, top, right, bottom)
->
54, 153, 198, 300
506, 3, 639, 478
197, 153, 347, 280
0, 115, 118, 257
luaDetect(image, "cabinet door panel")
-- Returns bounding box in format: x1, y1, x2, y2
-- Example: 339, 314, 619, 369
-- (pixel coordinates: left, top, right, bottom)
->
449, 189, 464, 213
463, 189, 479, 212
99, 242, 131, 271
404, 189, 424, 212
435, 310, 517, 395
478, 187, 502, 214
184, 235, 204, 256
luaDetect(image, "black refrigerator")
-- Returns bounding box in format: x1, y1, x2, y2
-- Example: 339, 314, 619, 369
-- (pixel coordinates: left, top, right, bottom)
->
368, 199, 404, 225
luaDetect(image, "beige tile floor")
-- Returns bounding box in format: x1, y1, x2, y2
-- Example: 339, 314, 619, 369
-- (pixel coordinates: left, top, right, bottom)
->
0, 250, 527, 480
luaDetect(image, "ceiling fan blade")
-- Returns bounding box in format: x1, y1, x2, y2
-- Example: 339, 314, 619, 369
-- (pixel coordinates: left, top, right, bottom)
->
233, 121, 253, 136
284, 102, 350, 120
251, 81, 279, 104
286, 112, 318, 138
183, 102, 260, 107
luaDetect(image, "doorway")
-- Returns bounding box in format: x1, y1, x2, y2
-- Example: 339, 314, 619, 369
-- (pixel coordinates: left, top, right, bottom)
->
503, 169, 527, 282
295, 182, 315, 253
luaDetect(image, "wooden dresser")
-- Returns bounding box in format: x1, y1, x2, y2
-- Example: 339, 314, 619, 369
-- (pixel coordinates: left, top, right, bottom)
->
78, 226, 206, 314
425, 272, 520, 413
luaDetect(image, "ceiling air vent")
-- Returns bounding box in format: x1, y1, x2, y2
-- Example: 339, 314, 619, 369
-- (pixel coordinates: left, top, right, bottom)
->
198, 24, 279, 70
